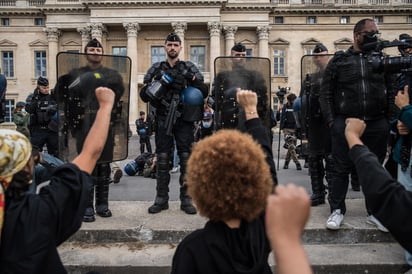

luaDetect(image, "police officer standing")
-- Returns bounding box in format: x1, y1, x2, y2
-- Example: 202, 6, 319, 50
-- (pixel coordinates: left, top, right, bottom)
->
301, 43, 334, 206
25, 76, 58, 156
140, 32, 208, 214
56, 38, 125, 222
135, 111, 152, 154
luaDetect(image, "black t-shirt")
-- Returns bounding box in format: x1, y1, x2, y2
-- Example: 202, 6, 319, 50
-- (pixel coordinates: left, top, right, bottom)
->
171, 216, 272, 274
0, 163, 93, 274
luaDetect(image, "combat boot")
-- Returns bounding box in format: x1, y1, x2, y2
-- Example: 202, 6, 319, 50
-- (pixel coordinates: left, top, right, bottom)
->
180, 184, 197, 215
148, 153, 170, 214
83, 187, 95, 222
296, 162, 302, 170
283, 160, 289, 169
95, 163, 112, 218
178, 151, 197, 215
309, 156, 326, 206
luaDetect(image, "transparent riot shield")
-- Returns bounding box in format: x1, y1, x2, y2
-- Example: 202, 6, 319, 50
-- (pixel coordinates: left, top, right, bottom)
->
55, 52, 131, 164
212, 56, 271, 131
299, 54, 333, 158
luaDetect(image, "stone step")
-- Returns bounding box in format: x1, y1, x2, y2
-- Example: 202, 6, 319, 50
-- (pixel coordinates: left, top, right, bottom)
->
60, 242, 409, 274
69, 200, 396, 245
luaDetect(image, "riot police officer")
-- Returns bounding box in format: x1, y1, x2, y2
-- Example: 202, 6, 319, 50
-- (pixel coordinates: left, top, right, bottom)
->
135, 111, 152, 154
300, 43, 333, 206
140, 32, 208, 214
56, 39, 125, 222
25, 76, 58, 156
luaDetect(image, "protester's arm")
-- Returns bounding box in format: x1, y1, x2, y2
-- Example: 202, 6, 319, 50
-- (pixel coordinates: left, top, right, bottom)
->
265, 184, 312, 274
72, 87, 114, 174
346, 118, 412, 253
395, 85, 412, 129
237, 89, 278, 184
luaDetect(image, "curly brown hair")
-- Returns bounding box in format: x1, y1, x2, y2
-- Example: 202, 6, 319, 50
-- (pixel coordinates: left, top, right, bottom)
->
186, 129, 272, 222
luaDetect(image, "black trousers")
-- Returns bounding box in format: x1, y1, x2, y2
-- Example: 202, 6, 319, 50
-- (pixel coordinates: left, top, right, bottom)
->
328, 115, 389, 214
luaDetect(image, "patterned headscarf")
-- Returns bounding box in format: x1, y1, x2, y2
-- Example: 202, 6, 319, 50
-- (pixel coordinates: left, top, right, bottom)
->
0, 129, 32, 238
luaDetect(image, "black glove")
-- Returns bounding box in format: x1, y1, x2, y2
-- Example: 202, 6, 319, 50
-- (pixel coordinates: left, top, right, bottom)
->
171, 73, 186, 94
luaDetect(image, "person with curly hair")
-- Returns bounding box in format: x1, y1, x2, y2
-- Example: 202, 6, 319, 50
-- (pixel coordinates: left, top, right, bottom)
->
171, 90, 312, 274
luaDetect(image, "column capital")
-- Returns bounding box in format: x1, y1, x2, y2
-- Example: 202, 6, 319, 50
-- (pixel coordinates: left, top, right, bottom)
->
77, 26, 90, 40
123, 22, 140, 37
44, 27, 61, 42
171, 21, 187, 35
223, 25, 238, 40
256, 25, 271, 40
88, 22, 107, 39
207, 21, 221, 36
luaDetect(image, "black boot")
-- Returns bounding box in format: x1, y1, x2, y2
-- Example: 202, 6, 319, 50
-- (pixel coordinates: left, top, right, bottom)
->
83, 186, 95, 222
283, 160, 289, 169
95, 163, 112, 218
296, 162, 302, 170
179, 152, 197, 215
309, 156, 326, 206
148, 152, 170, 214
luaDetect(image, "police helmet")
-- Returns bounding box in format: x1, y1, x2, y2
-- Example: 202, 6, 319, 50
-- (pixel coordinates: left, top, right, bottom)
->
180, 86, 204, 106
124, 160, 139, 176
37, 76, 49, 87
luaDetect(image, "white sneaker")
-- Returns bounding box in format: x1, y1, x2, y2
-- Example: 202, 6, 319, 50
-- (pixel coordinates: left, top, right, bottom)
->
366, 215, 389, 233
170, 165, 180, 173
326, 209, 344, 230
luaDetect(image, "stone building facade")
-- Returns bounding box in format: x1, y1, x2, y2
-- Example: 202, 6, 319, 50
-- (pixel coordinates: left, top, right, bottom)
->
0, 0, 411, 124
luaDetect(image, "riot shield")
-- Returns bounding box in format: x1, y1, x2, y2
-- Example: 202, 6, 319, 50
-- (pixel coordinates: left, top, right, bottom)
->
55, 52, 131, 164
299, 53, 333, 159
212, 56, 271, 131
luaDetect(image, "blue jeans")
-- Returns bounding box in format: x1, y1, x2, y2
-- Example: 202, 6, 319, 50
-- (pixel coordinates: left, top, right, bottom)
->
398, 157, 412, 266
28, 152, 64, 193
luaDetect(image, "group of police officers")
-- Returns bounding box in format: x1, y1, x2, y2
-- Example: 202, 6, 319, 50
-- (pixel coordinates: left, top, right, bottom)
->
5, 26, 411, 227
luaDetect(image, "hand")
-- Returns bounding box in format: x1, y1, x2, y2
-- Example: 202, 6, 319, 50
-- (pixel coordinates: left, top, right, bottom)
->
265, 184, 310, 249
95, 87, 115, 109
395, 85, 410, 109
345, 118, 366, 148
171, 73, 186, 93
236, 89, 258, 113
397, 120, 410, 136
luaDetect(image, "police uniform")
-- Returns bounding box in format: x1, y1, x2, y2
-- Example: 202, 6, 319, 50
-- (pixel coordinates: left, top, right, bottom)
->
25, 77, 58, 157
299, 43, 334, 205
57, 39, 125, 222
135, 111, 152, 154
140, 33, 208, 214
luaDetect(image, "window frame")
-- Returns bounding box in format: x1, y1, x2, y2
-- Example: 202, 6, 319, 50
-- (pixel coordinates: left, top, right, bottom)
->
34, 50, 47, 78
189, 45, 206, 72
273, 48, 286, 76
151, 46, 166, 65
2, 50, 14, 78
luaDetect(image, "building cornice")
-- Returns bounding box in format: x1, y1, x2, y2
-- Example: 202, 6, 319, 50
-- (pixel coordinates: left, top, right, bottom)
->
83, 0, 226, 7
271, 7, 412, 14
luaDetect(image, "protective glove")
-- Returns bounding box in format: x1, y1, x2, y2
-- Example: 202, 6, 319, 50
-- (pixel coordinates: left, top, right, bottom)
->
170, 73, 186, 94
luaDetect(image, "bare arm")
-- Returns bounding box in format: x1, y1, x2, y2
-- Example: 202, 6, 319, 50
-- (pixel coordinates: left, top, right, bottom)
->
265, 184, 312, 274
72, 87, 115, 174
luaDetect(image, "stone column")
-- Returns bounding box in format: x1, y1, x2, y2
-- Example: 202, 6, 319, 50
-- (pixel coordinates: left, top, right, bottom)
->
77, 26, 90, 51
44, 27, 61, 86
88, 23, 107, 46
208, 21, 221, 81
123, 22, 140, 124
223, 25, 238, 56
256, 25, 271, 58
171, 22, 187, 59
